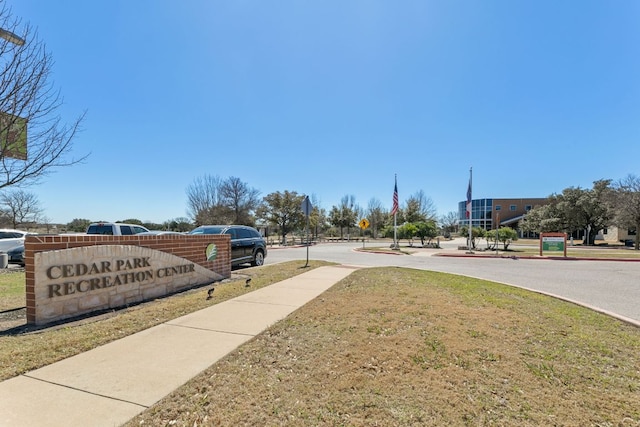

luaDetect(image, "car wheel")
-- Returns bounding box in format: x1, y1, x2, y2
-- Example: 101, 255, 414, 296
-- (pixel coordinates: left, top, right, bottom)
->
252, 250, 264, 266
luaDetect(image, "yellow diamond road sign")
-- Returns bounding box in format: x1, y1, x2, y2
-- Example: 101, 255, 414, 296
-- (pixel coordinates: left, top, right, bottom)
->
359, 218, 370, 230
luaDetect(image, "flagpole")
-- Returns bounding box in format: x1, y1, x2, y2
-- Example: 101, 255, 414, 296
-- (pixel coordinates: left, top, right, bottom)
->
468, 167, 473, 252
394, 211, 397, 249
393, 174, 398, 249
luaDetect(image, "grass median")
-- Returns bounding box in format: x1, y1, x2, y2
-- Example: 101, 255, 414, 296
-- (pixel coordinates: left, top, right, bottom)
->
360, 243, 640, 259
126, 267, 640, 426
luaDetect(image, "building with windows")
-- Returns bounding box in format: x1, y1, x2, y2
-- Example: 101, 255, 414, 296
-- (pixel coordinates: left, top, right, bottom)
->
457, 198, 547, 231
458, 197, 636, 244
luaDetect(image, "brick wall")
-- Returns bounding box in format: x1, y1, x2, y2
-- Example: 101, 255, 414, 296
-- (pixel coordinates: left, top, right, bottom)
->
25, 234, 231, 325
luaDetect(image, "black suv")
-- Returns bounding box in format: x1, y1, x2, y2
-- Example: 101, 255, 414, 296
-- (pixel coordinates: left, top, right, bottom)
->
188, 225, 267, 267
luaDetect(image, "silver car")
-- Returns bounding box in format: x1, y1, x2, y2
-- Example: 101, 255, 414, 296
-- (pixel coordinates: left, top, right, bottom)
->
0, 229, 30, 253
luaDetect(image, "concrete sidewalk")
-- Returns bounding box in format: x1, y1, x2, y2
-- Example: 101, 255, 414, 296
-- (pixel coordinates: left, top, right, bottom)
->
0, 265, 358, 427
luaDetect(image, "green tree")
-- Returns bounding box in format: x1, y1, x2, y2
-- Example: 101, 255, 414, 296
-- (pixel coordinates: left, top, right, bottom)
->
328, 195, 358, 239
258, 190, 305, 244
142, 221, 164, 230
398, 223, 418, 246
415, 220, 437, 246
522, 180, 613, 245
404, 190, 437, 223
522, 203, 564, 234
402, 198, 421, 224
486, 227, 519, 250
459, 225, 486, 249
163, 217, 193, 232
66, 218, 92, 232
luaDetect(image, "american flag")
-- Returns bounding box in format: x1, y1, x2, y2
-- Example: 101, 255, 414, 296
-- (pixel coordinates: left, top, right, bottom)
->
391, 177, 399, 216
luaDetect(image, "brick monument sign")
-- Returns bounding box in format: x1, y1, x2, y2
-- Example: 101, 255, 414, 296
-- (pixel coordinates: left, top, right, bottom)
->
24, 233, 232, 325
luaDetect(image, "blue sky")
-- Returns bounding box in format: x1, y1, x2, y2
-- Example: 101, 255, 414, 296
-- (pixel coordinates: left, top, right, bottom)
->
8, 1, 640, 225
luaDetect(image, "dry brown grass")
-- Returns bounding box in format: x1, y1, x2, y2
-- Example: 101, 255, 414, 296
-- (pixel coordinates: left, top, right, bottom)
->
0, 260, 334, 381
127, 268, 640, 427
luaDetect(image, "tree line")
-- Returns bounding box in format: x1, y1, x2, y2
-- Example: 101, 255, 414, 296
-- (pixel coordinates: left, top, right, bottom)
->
185, 174, 449, 244
521, 176, 640, 249
8, 172, 640, 252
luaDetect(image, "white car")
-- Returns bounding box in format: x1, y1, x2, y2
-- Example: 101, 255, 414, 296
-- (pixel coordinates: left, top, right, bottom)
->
85, 222, 150, 236
0, 229, 30, 253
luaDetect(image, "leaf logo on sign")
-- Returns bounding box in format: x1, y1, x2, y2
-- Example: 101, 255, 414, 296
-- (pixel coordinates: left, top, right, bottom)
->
206, 243, 218, 261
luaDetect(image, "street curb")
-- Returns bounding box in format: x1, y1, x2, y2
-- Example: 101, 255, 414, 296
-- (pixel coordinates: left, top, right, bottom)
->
434, 253, 640, 262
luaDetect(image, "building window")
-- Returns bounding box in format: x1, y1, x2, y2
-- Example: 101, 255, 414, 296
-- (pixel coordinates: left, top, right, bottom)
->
525, 205, 532, 211
510, 205, 517, 211
495, 205, 501, 211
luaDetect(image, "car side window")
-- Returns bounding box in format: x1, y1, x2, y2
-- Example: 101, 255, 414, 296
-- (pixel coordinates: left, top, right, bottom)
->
224, 229, 238, 239
0, 232, 9, 239
120, 226, 134, 235
237, 228, 252, 239
133, 226, 147, 234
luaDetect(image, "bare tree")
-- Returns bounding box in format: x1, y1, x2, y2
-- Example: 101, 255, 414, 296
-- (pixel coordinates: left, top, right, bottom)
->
309, 194, 327, 239
40, 214, 53, 232
186, 174, 224, 225
186, 175, 260, 226
439, 211, 459, 237
367, 198, 387, 239
0, 3, 88, 188
0, 188, 42, 228
219, 176, 261, 226
610, 174, 640, 250
408, 190, 437, 222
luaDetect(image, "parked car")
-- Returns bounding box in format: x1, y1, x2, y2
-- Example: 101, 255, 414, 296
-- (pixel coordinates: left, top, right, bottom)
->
0, 229, 30, 253
136, 231, 185, 236
86, 222, 150, 235
188, 225, 267, 267
6, 244, 24, 266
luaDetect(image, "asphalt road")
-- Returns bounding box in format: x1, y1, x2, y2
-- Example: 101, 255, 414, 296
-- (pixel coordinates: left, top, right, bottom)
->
265, 241, 640, 326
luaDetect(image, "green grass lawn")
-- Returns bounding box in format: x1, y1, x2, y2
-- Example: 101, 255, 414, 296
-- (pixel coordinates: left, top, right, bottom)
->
0, 270, 25, 311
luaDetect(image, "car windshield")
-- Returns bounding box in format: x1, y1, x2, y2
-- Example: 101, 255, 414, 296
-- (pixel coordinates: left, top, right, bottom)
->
189, 226, 226, 235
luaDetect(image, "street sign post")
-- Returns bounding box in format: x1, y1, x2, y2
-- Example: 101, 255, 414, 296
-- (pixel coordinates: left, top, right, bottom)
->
358, 218, 370, 248
301, 196, 312, 216
301, 196, 313, 267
